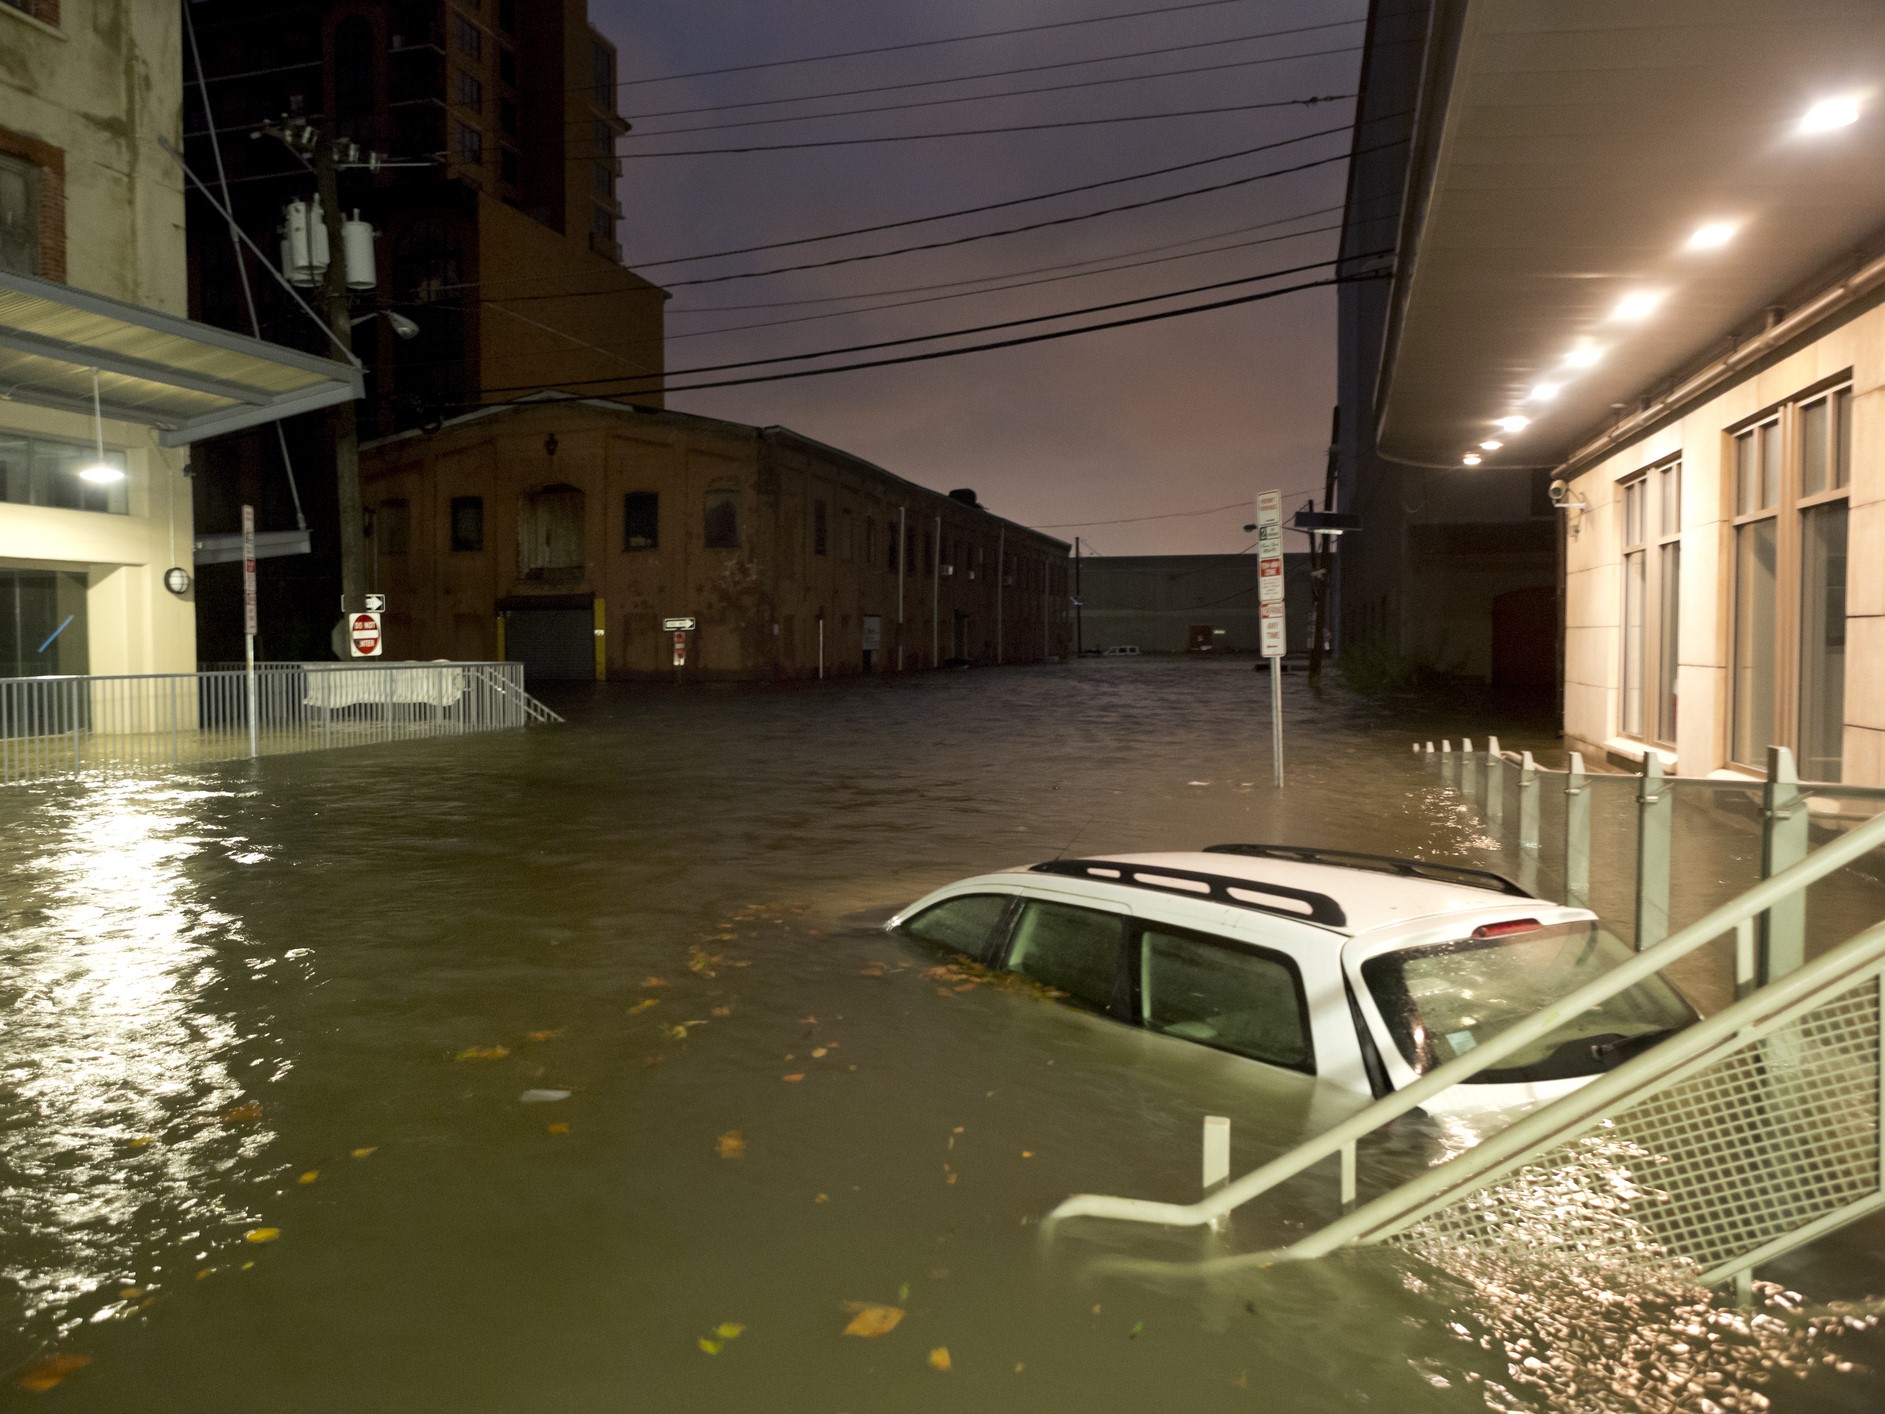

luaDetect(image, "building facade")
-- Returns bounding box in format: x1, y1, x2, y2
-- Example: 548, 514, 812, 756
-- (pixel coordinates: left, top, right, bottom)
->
359, 400, 1072, 680
1356, 0, 1885, 784
182, 0, 666, 662
1076, 554, 1313, 655
1, 1, 195, 675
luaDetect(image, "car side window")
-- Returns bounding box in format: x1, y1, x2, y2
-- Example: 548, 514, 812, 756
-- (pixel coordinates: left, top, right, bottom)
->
1139, 925, 1313, 1073
899, 893, 1012, 959
1005, 901, 1125, 1011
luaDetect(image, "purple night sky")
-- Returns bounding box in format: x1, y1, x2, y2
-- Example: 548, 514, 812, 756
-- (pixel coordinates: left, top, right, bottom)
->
588, 0, 1366, 553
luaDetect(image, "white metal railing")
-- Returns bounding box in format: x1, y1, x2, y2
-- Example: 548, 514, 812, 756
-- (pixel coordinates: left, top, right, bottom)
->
1046, 806, 1885, 1271
0, 661, 560, 785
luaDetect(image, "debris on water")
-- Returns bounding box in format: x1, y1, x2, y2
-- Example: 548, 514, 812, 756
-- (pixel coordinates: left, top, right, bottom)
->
453, 1046, 509, 1062
243, 1227, 280, 1244
627, 999, 660, 1015
782, 1073, 805, 1083
716, 1131, 745, 1159
296, 1170, 318, 1184
518, 1089, 570, 1104
350, 1146, 377, 1159
928, 1346, 953, 1371
698, 1321, 745, 1354
525, 1029, 563, 1042
546, 1123, 571, 1135
221, 1101, 263, 1123
15, 1353, 90, 1392
842, 1303, 905, 1337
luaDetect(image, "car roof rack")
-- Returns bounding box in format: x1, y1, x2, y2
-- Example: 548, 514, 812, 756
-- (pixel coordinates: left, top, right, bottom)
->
1202, 844, 1533, 899
1030, 858, 1347, 929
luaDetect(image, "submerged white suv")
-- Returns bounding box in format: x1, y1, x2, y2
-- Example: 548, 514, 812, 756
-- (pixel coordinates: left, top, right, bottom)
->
887, 845, 1696, 1115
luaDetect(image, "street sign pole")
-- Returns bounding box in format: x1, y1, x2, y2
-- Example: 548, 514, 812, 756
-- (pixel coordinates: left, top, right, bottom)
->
1256, 489, 1286, 786
241, 503, 258, 759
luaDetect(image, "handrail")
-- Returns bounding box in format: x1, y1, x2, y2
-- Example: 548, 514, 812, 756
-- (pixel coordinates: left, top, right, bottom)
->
1426, 738, 1885, 800
1046, 804, 1885, 1228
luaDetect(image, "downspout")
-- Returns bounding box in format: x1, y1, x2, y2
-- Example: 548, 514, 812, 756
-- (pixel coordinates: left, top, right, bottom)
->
996, 524, 1005, 665
932, 512, 941, 666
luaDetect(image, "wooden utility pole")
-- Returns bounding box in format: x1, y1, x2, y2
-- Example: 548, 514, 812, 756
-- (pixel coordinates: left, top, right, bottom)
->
1074, 536, 1083, 656
312, 137, 367, 614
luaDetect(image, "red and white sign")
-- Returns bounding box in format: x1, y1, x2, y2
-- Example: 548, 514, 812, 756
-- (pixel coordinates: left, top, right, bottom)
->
241, 504, 257, 637
1256, 488, 1285, 656
349, 611, 382, 658
672, 630, 687, 667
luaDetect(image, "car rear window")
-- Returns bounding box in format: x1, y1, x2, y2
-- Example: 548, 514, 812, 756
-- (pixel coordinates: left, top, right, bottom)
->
1361, 922, 1694, 1084
1140, 926, 1312, 1072
1006, 901, 1124, 1011
899, 893, 1011, 958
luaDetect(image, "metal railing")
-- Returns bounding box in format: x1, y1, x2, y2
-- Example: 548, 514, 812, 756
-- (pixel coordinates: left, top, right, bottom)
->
0, 661, 561, 785
1045, 806, 1885, 1286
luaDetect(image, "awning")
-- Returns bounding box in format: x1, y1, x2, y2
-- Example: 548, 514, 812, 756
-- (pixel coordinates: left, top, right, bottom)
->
0, 270, 362, 447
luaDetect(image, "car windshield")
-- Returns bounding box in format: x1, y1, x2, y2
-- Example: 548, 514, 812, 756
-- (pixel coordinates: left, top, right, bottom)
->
1360, 922, 1695, 1084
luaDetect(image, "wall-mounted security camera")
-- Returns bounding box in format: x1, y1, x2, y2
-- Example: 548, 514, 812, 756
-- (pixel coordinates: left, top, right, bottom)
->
1548, 477, 1589, 512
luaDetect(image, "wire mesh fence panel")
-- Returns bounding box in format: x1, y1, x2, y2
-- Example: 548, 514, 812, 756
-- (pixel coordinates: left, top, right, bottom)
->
1394, 970, 1884, 1283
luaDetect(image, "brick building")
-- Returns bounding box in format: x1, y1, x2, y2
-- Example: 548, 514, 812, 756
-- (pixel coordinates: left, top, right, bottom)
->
359, 399, 1073, 680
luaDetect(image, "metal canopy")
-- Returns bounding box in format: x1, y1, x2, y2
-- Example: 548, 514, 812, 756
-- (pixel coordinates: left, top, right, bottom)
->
1376, 0, 1885, 469
0, 270, 361, 447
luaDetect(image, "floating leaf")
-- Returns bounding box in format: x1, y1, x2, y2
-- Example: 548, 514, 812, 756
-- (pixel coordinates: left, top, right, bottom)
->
627, 999, 661, 1016
1129, 1321, 1143, 1339
127, 1136, 155, 1148
526, 1029, 563, 1042
221, 1101, 263, 1124
841, 1303, 905, 1338
698, 1338, 724, 1355
243, 1227, 280, 1244
454, 1046, 509, 1062
716, 1131, 745, 1159
1021, 1151, 1034, 1159
928, 1346, 953, 1371
15, 1353, 90, 1392
297, 1170, 319, 1185
811, 1047, 829, 1059
547, 1122, 571, 1135
196, 1268, 214, 1280
713, 1322, 746, 1340
898, 1282, 911, 1302
519, 1089, 570, 1104
814, 1193, 829, 1204
351, 1146, 377, 1159
642, 976, 670, 988
710, 1006, 732, 1018
781, 1073, 805, 1083
661, 1024, 690, 1041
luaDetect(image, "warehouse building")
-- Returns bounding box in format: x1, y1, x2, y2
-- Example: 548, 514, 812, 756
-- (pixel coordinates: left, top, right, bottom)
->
359, 398, 1072, 680
1075, 553, 1314, 655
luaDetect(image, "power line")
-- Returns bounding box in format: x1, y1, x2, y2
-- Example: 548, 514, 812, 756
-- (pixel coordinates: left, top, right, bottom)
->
629, 46, 1363, 137
479, 253, 1391, 395
622, 0, 1276, 86
1036, 500, 1250, 528
626, 28, 1362, 122
620, 93, 1351, 158
462, 270, 1387, 406
669, 221, 1341, 342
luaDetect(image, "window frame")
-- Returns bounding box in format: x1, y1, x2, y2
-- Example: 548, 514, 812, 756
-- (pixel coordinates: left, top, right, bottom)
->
0, 150, 40, 278
702, 487, 740, 551
622, 490, 659, 552
448, 494, 484, 553
1616, 456, 1681, 748
1132, 918, 1317, 1075
1725, 379, 1852, 775
999, 897, 1132, 1016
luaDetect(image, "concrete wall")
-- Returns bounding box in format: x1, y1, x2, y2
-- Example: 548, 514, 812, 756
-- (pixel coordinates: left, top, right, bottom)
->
1563, 289, 1885, 784
1076, 554, 1314, 654
359, 402, 1071, 680
0, 0, 195, 675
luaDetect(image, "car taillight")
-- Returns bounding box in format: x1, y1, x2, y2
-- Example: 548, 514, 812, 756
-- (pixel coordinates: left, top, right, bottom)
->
1471, 918, 1542, 939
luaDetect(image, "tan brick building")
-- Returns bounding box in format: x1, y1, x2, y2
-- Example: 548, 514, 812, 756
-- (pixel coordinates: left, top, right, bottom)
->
360, 399, 1072, 680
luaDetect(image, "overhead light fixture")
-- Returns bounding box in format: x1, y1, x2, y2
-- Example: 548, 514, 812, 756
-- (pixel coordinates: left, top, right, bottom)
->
1462, 453, 1482, 466
1799, 95, 1863, 134
1527, 382, 1563, 403
1611, 291, 1664, 322
1563, 344, 1604, 369
1495, 415, 1530, 433
1479, 439, 1504, 451
1686, 221, 1738, 251
80, 368, 125, 484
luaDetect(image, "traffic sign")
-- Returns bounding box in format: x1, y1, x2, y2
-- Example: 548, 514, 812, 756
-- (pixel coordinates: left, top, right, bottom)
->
1256, 486, 1286, 787
364, 593, 386, 612
672, 631, 687, 667
241, 505, 257, 637
1256, 490, 1282, 527
1259, 600, 1287, 654
349, 611, 382, 658
662, 616, 697, 632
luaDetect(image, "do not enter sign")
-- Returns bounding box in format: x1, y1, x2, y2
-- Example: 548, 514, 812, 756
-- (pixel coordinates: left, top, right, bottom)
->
350, 611, 383, 658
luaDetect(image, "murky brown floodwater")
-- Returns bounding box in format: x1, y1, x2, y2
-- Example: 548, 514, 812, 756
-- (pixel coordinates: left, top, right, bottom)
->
2, 658, 1881, 1411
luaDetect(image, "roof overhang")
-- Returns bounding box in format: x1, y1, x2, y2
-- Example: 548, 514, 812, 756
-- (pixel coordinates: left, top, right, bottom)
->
1375, 0, 1885, 470
0, 271, 362, 447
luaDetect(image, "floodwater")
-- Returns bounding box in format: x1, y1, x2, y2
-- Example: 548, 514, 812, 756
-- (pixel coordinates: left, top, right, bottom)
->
2, 658, 1881, 1411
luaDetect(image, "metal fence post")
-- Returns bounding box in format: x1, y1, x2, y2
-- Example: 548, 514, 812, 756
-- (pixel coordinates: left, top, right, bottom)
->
1759, 745, 1808, 982
1635, 753, 1671, 949
1460, 737, 1476, 801
1563, 751, 1590, 907
1485, 735, 1504, 832
1441, 739, 1454, 791
1518, 751, 1539, 852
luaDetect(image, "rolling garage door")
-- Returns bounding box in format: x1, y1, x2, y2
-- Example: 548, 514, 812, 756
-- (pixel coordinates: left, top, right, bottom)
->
502, 598, 595, 681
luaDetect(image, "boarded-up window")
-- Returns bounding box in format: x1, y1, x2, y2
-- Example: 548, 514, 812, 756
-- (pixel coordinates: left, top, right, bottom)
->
623, 491, 659, 550
0, 155, 39, 278
450, 496, 484, 552
376, 499, 411, 555
520, 484, 584, 579
813, 499, 828, 557
703, 488, 739, 549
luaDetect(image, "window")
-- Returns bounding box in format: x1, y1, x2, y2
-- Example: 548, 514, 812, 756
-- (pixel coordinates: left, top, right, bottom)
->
1005, 901, 1124, 1010
1730, 386, 1850, 776
703, 489, 739, 549
899, 893, 1011, 959
499, 148, 519, 186
453, 12, 482, 58
593, 160, 614, 199
455, 69, 483, 111
1139, 926, 1311, 1071
498, 97, 518, 135
813, 499, 828, 556
0, 154, 38, 277
376, 499, 411, 555
0, 433, 127, 514
497, 47, 517, 85
496, 0, 515, 34
0, 0, 60, 27
590, 206, 614, 242
1654, 462, 1681, 742
520, 484, 584, 579
837, 507, 853, 560
623, 491, 658, 550
1619, 466, 1680, 742
455, 121, 483, 165
0, 569, 89, 679
888, 521, 900, 572
592, 41, 613, 100
865, 517, 876, 567
449, 495, 484, 552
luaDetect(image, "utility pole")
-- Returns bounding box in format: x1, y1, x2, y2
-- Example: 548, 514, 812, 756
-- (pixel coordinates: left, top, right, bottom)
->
1074, 536, 1083, 656
1307, 406, 1341, 683
313, 138, 368, 615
